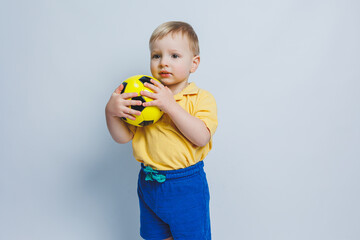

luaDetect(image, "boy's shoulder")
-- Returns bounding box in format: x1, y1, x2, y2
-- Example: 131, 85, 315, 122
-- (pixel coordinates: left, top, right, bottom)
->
175, 82, 216, 105
193, 83, 216, 101
186, 82, 215, 97
188, 83, 217, 109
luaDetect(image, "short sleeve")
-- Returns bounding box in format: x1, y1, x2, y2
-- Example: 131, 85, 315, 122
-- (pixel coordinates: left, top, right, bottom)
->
194, 90, 218, 136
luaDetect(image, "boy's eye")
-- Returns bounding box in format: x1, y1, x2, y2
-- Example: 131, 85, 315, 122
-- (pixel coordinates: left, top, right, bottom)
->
171, 54, 179, 59
152, 54, 160, 59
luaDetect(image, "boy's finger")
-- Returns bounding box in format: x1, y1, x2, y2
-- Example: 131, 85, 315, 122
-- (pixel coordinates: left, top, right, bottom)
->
123, 108, 141, 118
151, 79, 164, 88
127, 109, 141, 116
115, 84, 124, 94
122, 114, 136, 120
143, 100, 156, 107
144, 82, 159, 92
121, 92, 139, 99
141, 90, 156, 99
125, 99, 143, 106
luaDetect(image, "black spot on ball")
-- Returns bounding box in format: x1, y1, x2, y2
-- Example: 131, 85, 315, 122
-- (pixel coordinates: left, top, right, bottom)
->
131, 96, 145, 111
140, 120, 154, 126
139, 76, 153, 85
120, 82, 127, 94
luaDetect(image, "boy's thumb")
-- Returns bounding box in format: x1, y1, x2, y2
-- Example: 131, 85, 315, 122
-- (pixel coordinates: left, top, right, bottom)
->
115, 84, 123, 94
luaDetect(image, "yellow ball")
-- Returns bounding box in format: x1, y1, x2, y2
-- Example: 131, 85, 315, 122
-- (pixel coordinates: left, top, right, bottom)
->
120, 75, 163, 127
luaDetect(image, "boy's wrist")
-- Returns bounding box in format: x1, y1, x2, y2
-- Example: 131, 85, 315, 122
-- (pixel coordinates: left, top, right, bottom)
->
105, 107, 114, 117
105, 109, 118, 119
165, 101, 182, 117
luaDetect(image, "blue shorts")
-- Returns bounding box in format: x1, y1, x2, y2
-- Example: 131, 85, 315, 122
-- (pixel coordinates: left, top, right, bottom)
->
137, 161, 211, 240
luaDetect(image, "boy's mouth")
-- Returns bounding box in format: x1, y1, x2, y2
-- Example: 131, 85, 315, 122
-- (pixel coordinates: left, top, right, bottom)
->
159, 71, 172, 78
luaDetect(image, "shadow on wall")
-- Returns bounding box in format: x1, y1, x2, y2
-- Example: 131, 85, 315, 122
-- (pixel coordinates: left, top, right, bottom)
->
82, 139, 140, 239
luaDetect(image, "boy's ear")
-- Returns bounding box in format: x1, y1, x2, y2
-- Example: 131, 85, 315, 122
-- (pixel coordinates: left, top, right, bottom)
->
190, 55, 200, 73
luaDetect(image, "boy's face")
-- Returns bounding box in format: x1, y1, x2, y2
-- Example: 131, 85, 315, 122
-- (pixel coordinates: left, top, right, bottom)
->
150, 32, 200, 93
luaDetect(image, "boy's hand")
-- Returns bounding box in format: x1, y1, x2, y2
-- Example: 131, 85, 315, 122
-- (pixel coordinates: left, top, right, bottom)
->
105, 84, 143, 121
140, 79, 176, 113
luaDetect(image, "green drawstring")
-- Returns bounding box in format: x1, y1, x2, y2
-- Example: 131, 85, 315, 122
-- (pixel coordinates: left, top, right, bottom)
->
143, 166, 166, 183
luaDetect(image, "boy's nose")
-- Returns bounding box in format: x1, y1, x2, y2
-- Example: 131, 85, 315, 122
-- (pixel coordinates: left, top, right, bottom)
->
159, 57, 168, 67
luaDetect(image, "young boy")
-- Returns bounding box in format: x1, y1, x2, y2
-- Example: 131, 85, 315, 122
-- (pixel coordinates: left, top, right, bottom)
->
105, 21, 217, 240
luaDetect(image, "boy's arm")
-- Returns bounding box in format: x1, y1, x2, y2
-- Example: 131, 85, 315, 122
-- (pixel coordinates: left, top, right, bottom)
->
166, 103, 211, 147
105, 85, 143, 144
105, 110, 133, 144
141, 80, 211, 147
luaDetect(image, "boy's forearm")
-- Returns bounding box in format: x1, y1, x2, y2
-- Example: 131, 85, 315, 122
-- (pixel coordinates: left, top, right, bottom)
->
105, 113, 133, 144
166, 103, 211, 147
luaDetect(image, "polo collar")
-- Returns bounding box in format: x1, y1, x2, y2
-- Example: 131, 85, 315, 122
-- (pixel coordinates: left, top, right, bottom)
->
173, 82, 199, 100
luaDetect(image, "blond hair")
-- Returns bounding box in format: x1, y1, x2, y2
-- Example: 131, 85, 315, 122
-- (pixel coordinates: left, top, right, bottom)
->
149, 21, 200, 56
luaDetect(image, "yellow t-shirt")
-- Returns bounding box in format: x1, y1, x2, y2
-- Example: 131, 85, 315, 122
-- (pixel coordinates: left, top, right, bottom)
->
128, 82, 218, 170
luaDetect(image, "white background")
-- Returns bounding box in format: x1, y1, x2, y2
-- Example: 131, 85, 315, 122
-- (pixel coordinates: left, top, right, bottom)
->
1, 0, 359, 239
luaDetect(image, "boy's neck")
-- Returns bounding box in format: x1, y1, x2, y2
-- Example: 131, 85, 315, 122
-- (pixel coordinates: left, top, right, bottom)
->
168, 80, 189, 95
